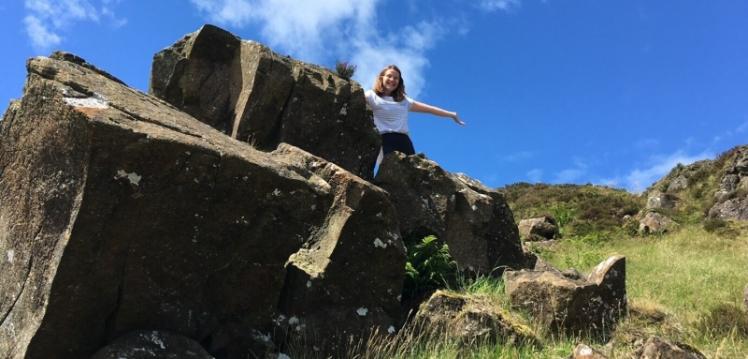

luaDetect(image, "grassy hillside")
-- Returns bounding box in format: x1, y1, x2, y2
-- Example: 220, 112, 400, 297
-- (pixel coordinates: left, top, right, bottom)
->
500, 183, 643, 237
334, 223, 748, 358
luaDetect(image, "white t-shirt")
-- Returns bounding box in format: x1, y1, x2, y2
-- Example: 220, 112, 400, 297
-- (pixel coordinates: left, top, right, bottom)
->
364, 90, 415, 134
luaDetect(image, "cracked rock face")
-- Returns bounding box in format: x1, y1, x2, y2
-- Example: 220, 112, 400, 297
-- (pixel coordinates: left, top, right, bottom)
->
0, 53, 402, 358
504, 256, 626, 338
375, 153, 528, 274
150, 24, 380, 179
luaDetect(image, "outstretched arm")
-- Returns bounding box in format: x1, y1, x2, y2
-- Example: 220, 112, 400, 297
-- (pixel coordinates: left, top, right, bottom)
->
410, 101, 466, 126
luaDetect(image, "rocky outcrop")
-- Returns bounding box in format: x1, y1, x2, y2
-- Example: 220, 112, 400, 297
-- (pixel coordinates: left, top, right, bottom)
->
639, 212, 677, 235
413, 291, 537, 345
518, 216, 559, 241
375, 153, 528, 274
645, 191, 677, 210
91, 331, 213, 359
0, 53, 402, 358
150, 24, 379, 179
504, 256, 626, 337
632, 337, 706, 359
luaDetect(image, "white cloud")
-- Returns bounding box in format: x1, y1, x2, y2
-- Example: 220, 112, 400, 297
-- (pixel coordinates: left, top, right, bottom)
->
189, 0, 443, 98
526, 168, 543, 183
24, 15, 62, 49
479, 0, 521, 12
554, 168, 585, 183
737, 121, 748, 134
552, 157, 589, 184
623, 150, 713, 193
24, 0, 126, 50
501, 150, 533, 162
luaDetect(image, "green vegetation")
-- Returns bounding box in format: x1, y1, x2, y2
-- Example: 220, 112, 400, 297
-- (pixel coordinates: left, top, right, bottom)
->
340, 224, 748, 358
335, 60, 357, 80
500, 183, 643, 237
403, 235, 459, 302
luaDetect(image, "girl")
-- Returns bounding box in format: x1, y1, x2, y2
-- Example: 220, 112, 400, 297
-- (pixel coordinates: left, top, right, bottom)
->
364, 65, 465, 158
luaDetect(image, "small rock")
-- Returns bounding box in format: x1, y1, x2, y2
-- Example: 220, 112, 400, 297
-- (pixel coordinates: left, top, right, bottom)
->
633, 336, 706, 359
518, 216, 559, 241
570, 343, 608, 359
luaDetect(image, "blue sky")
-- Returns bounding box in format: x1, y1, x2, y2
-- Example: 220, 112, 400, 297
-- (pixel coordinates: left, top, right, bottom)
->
2, 0, 747, 192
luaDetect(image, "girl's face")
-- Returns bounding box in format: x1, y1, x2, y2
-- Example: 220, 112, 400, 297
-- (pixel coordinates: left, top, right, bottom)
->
382, 69, 400, 94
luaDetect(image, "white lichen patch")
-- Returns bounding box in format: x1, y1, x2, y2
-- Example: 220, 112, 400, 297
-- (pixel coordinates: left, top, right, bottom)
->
373, 238, 387, 249
579, 346, 593, 356
149, 331, 166, 350
388, 325, 396, 334
63, 93, 109, 109
288, 316, 300, 325
306, 280, 312, 288
115, 170, 142, 186
272, 188, 282, 197
356, 307, 368, 316
339, 104, 348, 115
278, 353, 291, 359
471, 205, 478, 211
6, 249, 14, 264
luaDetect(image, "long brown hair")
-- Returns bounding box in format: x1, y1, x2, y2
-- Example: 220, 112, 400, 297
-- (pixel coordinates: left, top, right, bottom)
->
373, 65, 406, 102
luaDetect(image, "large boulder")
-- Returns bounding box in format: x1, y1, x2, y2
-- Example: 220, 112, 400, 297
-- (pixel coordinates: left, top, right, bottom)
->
0, 53, 402, 358
271, 144, 405, 350
518, 216, 559, 241
504, 256, 626, 337
413, 290, 537, 345
91, 331, 213, 359
645, 190, 677, 210
639, 211, 678, 235
375, 153, 527, 274
150, 24, 379, 179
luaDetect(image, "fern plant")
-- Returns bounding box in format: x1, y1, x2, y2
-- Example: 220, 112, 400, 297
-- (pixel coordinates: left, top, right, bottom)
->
403, 235, 458, 300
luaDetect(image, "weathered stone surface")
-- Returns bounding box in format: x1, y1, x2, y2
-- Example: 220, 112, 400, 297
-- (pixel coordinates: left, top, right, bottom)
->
633, 336, 706, 359
518, 216, 558, 241
587, 256, 627, 325
639, 212, 677, 235
150, 24, 379, 179
570, 343, 608, 359
413, 290, 537, 345
708, 197, 748, 220
271, 144, 405, 348
708, 147, 748, 220
666, 175, 689, 192
504, 256, 627, 337
0, 54, 402, 358
91, 331, 213, 359
645, 191, 677, 210
375, 153, 527, 274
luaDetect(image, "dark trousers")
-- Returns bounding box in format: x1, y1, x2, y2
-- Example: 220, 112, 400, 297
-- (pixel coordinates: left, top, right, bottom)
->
381, 132, 415, 156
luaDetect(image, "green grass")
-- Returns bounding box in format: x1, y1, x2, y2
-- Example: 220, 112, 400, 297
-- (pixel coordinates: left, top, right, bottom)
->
349, 223, 748, 358
534, 223, 748, 357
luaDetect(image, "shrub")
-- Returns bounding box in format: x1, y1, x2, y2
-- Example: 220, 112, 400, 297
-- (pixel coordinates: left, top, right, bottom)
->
335, 61, 357, 80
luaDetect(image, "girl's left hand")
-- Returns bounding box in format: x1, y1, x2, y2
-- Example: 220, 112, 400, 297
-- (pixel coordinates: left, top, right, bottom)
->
452, 113, 466, 126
